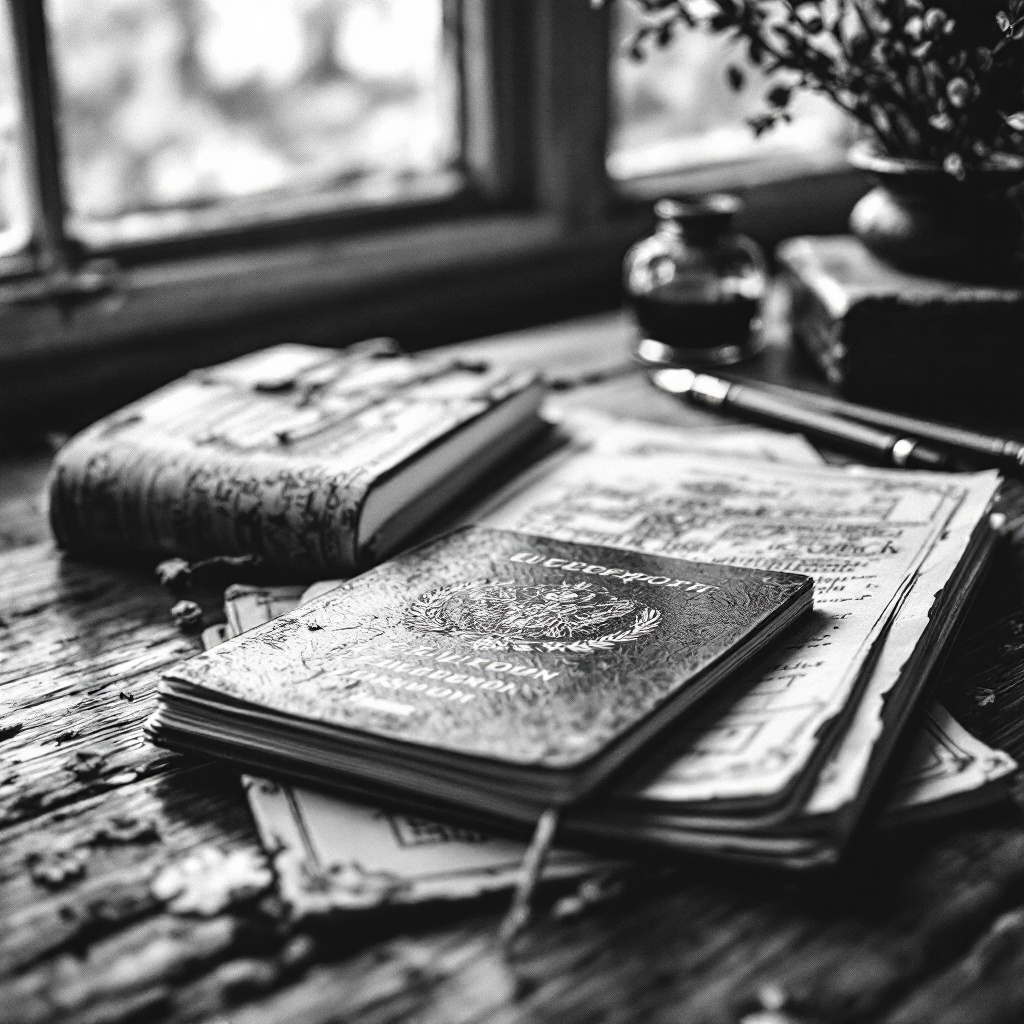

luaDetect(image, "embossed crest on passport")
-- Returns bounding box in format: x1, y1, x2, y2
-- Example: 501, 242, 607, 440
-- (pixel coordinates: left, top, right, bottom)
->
404, 579, 662, 654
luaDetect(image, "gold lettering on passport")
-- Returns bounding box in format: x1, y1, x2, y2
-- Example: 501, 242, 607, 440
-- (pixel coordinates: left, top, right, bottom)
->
508, 551, 717, 592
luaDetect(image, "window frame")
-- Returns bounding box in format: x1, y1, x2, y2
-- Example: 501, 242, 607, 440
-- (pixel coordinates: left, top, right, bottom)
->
0, 0, 865, 427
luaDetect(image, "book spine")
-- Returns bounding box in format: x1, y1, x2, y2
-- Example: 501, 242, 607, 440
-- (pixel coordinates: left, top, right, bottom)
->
47, 434, 365, 576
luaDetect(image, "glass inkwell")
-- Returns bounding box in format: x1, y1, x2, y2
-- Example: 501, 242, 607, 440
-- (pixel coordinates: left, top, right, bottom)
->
625, 194, 768, 367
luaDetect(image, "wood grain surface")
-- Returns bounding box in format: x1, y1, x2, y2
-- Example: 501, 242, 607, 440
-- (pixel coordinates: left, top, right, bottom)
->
5, 311, 1024, 1024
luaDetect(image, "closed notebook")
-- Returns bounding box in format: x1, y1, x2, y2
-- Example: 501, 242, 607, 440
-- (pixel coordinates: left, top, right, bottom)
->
149, 525, 812, 819
48, 341, 544, 576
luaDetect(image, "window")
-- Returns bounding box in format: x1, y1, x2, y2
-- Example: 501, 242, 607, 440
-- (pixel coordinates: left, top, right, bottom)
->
46, 0, 463, 244
0, 1, 29, 253
0, 1, 863, 424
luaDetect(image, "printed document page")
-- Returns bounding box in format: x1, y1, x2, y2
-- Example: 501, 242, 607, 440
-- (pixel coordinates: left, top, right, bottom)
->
484, 444, 994, 802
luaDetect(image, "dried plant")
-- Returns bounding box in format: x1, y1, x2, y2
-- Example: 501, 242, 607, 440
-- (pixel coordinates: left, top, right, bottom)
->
602, 0, 1024, 175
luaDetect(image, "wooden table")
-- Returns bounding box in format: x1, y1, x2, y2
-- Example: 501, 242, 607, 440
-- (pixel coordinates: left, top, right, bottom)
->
5, 311, 1024, 1024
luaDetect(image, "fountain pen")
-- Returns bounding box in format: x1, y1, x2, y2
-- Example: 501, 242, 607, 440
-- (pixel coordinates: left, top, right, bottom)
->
651, 368, 951, 470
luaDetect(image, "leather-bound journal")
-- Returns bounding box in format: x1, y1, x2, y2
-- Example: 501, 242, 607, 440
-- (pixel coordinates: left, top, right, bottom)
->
48, 341, 544, 576
149, 526, 812, 819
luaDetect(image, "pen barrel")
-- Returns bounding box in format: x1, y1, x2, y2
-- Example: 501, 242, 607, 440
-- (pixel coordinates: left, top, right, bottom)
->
753, 381, 1024, 471
721, 385, 949, 469
726, 385, 896, 450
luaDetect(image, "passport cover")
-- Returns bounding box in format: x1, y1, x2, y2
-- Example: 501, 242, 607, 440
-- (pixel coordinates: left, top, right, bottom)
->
157, 526, 812, 785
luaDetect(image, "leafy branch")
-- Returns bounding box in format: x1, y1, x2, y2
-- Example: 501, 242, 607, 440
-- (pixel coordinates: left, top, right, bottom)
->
601, 0, 1024, 175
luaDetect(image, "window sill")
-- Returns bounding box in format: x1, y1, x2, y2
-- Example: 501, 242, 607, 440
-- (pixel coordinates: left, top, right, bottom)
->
0, 209, 645, 427
614, 149, 855, 200
0, 159, 869, 428
70, 170, 469, 260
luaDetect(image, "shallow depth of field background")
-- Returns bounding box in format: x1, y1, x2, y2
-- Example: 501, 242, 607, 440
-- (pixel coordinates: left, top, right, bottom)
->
0, 0, 849, 240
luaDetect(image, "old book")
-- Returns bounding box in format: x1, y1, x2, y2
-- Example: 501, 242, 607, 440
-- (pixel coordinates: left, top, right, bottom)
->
777, 235, 1024, 413
150, 525, 813, 819
48, 341, 544, 576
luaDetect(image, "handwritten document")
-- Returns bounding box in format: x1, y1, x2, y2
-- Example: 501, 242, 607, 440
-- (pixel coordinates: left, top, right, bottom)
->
803, 469, 1015, 816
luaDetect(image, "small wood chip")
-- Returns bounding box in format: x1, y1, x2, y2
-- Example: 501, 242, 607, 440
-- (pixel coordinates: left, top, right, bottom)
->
170, 600, 204, 631
155, 558, 192, 590
92, 814, 159, 845
66, 749, 106, 781
739, 984, 806, 1024
26, 847, 89, 888
152, 847, 273, 916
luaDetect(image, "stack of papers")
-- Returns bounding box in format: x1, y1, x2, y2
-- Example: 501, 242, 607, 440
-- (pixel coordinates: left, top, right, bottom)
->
199, 418, 1014, 914
484, 418, 1007, 864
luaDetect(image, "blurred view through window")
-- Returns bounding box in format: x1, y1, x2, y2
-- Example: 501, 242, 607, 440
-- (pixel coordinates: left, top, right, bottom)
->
608, 2, 851, 182
0, 1, 28, 243
0, 1, 861, 254
46, 0, 462, 236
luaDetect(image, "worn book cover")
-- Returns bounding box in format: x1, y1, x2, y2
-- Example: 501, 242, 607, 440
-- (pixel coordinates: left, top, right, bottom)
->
48, 341, 543, 576
151, 525, 812, 814
777, 235, 1024, 412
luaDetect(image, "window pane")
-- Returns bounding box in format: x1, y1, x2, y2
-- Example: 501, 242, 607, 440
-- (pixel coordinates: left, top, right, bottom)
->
608, 5, 851, 182
46, 0, 462, 233
0, 0, 30, 247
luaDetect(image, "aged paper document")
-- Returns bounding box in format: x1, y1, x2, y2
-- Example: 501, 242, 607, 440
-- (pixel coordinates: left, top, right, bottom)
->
242, 776, 604, 913
220, 419, 1011, 901
802, 472, 1016, 817
551, 415, 1015, 819
483, 440, 999, 803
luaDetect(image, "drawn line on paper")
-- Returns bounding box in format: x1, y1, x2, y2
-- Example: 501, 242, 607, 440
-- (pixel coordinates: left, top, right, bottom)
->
284, 786, 323, 871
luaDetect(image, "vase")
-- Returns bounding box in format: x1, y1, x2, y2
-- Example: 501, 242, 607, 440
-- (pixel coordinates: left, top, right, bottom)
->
624, 194, 768, 367
848, 142, 1024, 280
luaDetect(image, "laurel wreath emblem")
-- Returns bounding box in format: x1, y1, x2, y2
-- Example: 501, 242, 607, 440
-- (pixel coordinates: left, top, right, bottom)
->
403, 580, 662, 653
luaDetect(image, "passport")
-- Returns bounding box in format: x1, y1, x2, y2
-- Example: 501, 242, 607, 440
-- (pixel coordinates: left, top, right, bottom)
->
149, 526, 812, 820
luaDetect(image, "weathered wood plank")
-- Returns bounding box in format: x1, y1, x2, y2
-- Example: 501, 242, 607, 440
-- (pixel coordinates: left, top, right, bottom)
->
0, 767, 255, 973
0, 545, 202, 832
